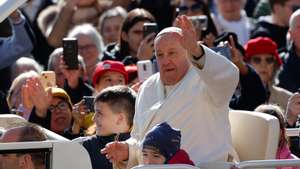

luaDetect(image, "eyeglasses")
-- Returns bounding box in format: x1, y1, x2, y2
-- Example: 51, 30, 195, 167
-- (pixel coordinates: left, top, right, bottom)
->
251, 57, 275, 65
49, 101, 69, 113
177, 3, 203, 15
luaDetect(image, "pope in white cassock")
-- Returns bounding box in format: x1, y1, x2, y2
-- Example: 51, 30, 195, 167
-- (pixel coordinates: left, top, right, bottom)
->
101, 15, 239, 168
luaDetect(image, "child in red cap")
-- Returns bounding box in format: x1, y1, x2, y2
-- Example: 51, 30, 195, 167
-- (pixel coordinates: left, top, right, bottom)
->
141, 122, 194, 165
92, 60, 128, 93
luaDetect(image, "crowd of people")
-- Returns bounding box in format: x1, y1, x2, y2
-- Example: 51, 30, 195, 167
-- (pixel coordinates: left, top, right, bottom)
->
1, 0, 300, 169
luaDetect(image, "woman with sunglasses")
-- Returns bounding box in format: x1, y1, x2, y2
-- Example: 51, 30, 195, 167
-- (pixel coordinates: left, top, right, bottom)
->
244, 37, 292, 110
176, 0, 218, 47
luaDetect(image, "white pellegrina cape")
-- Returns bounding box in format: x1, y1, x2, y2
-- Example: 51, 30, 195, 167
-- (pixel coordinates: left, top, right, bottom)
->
126, 46, 239, 168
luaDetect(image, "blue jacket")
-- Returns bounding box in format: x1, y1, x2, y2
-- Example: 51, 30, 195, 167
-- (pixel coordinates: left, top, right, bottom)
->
0, 14, 34, 69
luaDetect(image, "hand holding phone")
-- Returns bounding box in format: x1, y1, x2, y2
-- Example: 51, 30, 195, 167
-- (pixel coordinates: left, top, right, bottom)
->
83, 96, 95, 112
62, 37, 79, 69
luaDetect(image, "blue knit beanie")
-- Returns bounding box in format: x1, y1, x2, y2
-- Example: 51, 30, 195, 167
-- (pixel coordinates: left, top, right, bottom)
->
142, 122, 181, 162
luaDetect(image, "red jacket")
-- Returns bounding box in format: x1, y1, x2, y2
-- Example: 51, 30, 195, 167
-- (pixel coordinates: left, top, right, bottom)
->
168, 149, 195, 166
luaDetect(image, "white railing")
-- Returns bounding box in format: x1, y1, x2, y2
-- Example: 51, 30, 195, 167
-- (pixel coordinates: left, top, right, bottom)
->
0, 140, 92, 169
286, 128, 300, 137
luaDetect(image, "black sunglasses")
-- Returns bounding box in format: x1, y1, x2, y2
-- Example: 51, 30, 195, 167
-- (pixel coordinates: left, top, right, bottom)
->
177, 3, 203, 14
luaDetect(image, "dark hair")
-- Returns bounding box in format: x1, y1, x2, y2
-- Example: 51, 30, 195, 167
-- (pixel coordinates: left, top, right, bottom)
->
269, 0, 287, 11
119, 8, 155, 57
94, 85, 136, 127
16, 123, 47, 167
193, 0, 218, 38
254, 104, 288, 149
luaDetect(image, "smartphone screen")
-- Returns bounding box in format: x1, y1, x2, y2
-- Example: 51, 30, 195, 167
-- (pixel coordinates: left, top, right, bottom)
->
62, 37, 79, 69
143, 23, 158, 38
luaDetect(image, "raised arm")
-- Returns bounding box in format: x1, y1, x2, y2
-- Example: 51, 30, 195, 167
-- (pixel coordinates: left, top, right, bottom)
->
176, 15, 239, 106
0, 10, 34, 69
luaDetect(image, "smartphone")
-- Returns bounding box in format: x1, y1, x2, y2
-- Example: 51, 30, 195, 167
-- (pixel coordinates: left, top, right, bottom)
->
39, 71, 56, 89
143, 23, 158, 38
187, 15, 208, 31
137, 60, 154, 82
210, 46, 232, 60
62, 37, 79, 69
83, 96, 95, 112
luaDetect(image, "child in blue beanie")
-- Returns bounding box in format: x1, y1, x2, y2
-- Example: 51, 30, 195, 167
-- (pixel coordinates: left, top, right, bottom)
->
142, 122, 194, 165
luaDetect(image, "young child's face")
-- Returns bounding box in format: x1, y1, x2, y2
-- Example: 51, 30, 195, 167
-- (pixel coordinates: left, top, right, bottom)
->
93, 101, 120, 136
95, 71, 126, 93
142, 148, 166, 165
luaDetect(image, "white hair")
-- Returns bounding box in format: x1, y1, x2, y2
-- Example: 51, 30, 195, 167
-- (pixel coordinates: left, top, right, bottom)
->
10, 57, 43, 81
68, 24, 105, 59
289, 9, 300, 30
155, 27, 183, 40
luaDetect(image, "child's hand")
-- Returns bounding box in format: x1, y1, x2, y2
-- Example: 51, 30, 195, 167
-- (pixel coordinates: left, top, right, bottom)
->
101, 141, 129, 163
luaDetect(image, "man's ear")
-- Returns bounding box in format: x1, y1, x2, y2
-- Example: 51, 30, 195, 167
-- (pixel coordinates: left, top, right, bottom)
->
19, 154, 34, 168
116, 113, 125, 125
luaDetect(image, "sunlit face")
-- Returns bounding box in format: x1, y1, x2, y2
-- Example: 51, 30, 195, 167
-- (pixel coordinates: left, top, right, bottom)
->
290, 15, 300, 49
49, 97, 72, 134
100, 16, 124, 45
93, 102, 120, 136
155, 33, 190, 85
249, 54, 276, 85
122, 21, 146, 57
77, 34, 99, 67
142, 148, 166, 165
95, 71, 126, 93
216, 0, 244, 21
179, 0, 204, 16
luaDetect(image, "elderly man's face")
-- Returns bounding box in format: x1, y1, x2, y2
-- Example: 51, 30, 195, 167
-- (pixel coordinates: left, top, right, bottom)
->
155, 33, 190, 85
216, 0, 244, 21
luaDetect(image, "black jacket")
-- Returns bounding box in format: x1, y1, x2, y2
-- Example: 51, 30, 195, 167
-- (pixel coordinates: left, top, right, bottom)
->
278, 45, 300, 93
230, 65, 267, 111
82, 133, 131, 169
251, 20, 288, 52
102, 43, 147, 66
102, 43, 126, 62
64, 78, 94, 104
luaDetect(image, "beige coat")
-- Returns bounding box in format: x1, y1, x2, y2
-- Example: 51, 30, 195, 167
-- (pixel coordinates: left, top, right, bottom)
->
268, 85, 292, 112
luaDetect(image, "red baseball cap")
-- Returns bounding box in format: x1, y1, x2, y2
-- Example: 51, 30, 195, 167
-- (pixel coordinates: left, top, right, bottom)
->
244, 37, 282, 66
92, 60, 128, 86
